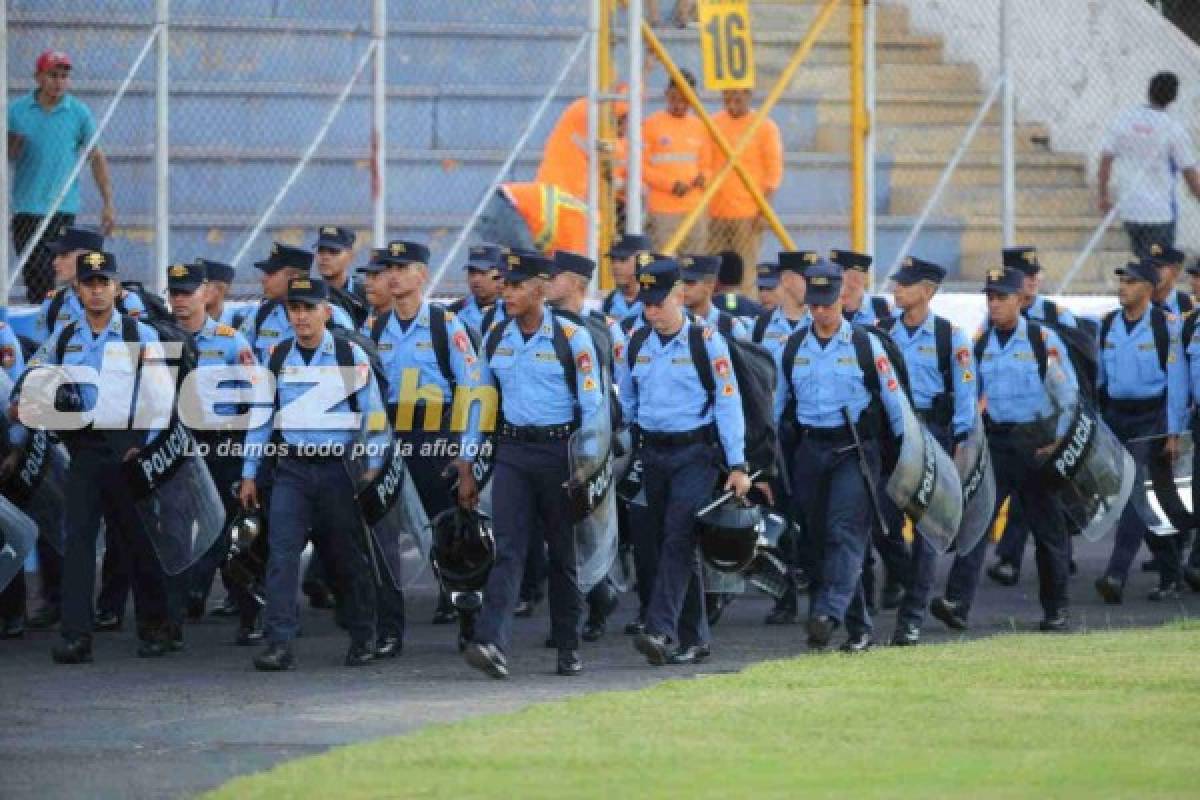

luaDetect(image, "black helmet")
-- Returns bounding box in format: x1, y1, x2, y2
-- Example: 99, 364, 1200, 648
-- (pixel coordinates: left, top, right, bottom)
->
695, 498, 765, 574
430, 507, 495, 592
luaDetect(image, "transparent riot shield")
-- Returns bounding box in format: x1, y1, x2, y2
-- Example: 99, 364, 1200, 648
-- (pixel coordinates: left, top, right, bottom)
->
123, 418, 225, 575
1131, 431, 1193, 536
953, 409, 998, 554
0, 495, 37, 592
566, 413, 619, 595
348, 442, 432, 591
885, 394, 963, 553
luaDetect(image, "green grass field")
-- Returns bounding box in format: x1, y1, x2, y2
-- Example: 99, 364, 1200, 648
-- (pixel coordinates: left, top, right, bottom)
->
211, 622, 1200, 799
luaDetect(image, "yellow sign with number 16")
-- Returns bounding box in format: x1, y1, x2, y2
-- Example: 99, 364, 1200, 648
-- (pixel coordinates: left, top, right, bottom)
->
697, 0, 756, 91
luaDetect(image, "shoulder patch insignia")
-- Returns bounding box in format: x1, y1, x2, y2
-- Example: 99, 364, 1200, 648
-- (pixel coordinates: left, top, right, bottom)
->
721, 382, 735, 397
713, 357, 731, 379
955, 346, 971, 367
561, 323, 576, 340
215, 324, 236, 337
961, 369, 974, 383
582, 376, 597, 392
702, 326, 714, 340
875, 355, 890, 374
576, 351, 594, 374
886, 377, 899, 392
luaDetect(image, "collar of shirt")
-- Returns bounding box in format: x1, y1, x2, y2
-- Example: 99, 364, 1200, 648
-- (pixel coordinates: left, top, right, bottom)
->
894, 313, 937, 341
386, 302, 432, 337
500, 304, 555, 348
24, 90, 73, 116
801, 318, 853, 352
990, 317, 1030, 351
283, 329, 335, 365
642, 318, 694, 355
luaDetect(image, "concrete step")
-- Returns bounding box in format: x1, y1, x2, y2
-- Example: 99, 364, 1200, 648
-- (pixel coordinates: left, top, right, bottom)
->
814, 123, 1053, 156
958, 218, 1125, 254
958, 249, 1131, 286
817, 93, 1002, 126
758, 62, 980, 95
749, 1, 912, 34
888, 154, 1088, 189
890, 185, 1095, 217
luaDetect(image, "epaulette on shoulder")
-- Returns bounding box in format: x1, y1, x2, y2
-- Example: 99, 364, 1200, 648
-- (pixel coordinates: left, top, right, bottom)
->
215, 324, 236, 337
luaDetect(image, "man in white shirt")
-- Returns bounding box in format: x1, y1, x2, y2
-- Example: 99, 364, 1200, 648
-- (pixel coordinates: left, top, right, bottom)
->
1098, 72, 1200, 258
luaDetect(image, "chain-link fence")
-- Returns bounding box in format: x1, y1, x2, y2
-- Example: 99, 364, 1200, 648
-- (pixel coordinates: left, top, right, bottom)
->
885, 0, 1200, 293
3, 0, 592, 305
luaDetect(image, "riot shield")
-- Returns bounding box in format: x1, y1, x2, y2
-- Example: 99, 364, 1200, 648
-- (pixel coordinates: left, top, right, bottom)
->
1131, 432, 1193, 536
0, 495, 37, 592
952, 409, 998, 554
885, 395, 963, 553
1035, 402, 1135, 543
1, 427, 70, 554
348, 443, 432, 591
566, 412, 619, 595
122, 418, 225, 575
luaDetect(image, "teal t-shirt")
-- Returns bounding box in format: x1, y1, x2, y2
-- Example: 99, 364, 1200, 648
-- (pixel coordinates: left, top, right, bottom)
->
8, 91, 97, 215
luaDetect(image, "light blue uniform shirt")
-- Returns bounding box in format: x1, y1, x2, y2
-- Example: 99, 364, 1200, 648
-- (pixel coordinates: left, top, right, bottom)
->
7, 91, 96, 215
619, 318, 746, 467
886, 313, 978, 438
1098, 310, 1188, 435
239, 299, 354, 362
478, 305, 604, 432
773, 319, 906, 434
843, 295, 894, 327
189, 316, 257, 426
371, 301, 484, 452
454, 296, 498, 338
605, 290, 643, 322
1025, 295, 1077, 328
37, 285, 146, 341
697, 303, 750, 339
0, 322, 26, 383
976, 317, 1079, 425
1157, 288, 1191, 318
241, 329, 389, 478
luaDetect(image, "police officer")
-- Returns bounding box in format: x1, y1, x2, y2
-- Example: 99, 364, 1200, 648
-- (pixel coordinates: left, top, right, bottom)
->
680, 254, 750, 338
1147, 243, 1192, 316
832, 249, 892, 325
448, 244, 506, 338
357, 250, 396, 332
932, 267, 1077, 633
1094, 258, 1188, 603
1186, 259, 1200, 306
1007, 246, 1078, 328
366, 239, 482, 641
755, 262, 781, 314
547, 249, 629, 641
750, 249, 814, 625
315, 225, 367, 304
11, 250, 170, 663
238, 277, 390, 671
164, 261, 262, 644
602, 233, 651, 321
620, 256, 751, 666
882, 257, 978, 646
712, 251, 763, 320
37, 226, 102, 336
240, 242, 355, 362
196, 258, 239, 327
774, 259, 907, 652
464, 251, 604, 679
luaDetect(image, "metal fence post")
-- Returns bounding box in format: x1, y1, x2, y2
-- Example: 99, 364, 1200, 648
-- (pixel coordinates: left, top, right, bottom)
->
627, 0, 644, 234
373, 0, 387, 247
1, 0, 10, 308
154, 0, 169, 294
864, 0, 877, 269
586, 0, 601, 267
1000, 0, 1016, 248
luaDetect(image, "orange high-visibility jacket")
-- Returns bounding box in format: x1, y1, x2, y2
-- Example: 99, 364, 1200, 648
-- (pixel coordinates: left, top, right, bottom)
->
537, 98, 589, 199
641, 110, 712, 215
501, 182, 588, 256
709, 110, 783, 220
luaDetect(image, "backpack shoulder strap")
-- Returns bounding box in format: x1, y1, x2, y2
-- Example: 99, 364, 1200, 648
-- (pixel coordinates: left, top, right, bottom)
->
1150, 307, 1171, 373
973, 326, 989, 366
551, 316, 580, 410
1026, 320, 1049, 381
602, 290, 616, 314
751, 310, 772, 344
254, 299, 277, 333
1041, 298, 1059, 326
717, 311, 734, 338
55, 320, 78, 364
1183, 309, 1200, 352
331, 333, 360, 414
484, 316, 512, 361
851, 327, 881, 397
45, 289, 66, 331
1099, 309, 1118, 351
688, 324, 717, 413
934, 316, 954, 392
369, 310, 390, 344
626, 323, 653, 369
1180, 293, 1195, 314
779, 325, 809, 405
267, 337, 292, 378
871, 295, 891, 322
120, 315, 140, 344
428, 305, 457, 389
447, 297, 466, 314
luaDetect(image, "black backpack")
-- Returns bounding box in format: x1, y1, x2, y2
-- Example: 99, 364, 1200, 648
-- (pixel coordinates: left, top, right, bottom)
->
627, 322, 778, 476
116, 281, 172, 324
267, 329, 382, 415
484, 314, 580, 423
973, 320, 1050, 384
367, 304, 475, 396
328, 283, 369, 330
1097, 308, 1171, 404
1026, 300, 1099, 401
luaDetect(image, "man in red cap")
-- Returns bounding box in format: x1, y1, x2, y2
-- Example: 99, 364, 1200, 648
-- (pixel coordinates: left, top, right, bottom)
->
8, 50, 115, 303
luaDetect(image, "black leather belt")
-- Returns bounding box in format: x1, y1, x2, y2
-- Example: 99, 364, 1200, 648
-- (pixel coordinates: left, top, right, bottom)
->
499, 422, 576, 442
1106, 395, 1164, 416
637, 426, 714, 448
798, 425, 855, 445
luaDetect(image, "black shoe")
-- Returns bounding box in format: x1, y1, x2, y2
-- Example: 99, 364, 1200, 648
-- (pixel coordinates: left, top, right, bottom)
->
705, 593, 733, 626
634, 632, 671, 666
582, 619, 606, 642
764, 607, 798, 625
210, 596, 240, 618
839, 632, 873, 653
464, 642, 509, 679
431, 607, 458, 625
1148, 582, 1181, 603
302, 580, 335, 610
375, 634, 402, 658
1094, 575, 1123, 605
556, 649, 583, 676
930, 597, 968, 631
1039, 611, 1070, 632
891, 623, 920, 647
0, 617, 25, 639
1184, 566, 1200, 593
986, 560, 1020, 587
513, 599, 537, 618
345, 641, 375, 667
1142, 557, 1162, 573
186, 591, 207, 621
93, 610, 122, 632
880, 582, 905, 610
624, 615, 646, 636
27, 605, 61, 630
254, 642, 295, 671
137, 637, 169, 658
666, 644, 711, 665
806, 615, 838, 649
51, 636, 93, 664
235, 625, 265, 646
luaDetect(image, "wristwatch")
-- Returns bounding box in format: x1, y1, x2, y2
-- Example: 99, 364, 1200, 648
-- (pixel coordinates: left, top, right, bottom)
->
729, 463, 749, 474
